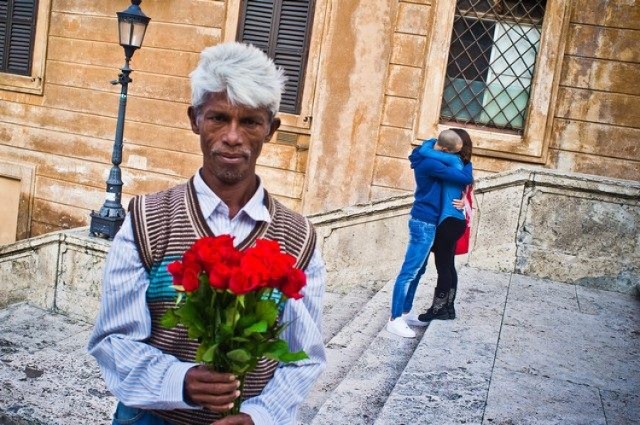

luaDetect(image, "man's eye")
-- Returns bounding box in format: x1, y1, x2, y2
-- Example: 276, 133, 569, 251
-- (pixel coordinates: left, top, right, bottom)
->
243, 118, 260, 127
209, 115, 226, 122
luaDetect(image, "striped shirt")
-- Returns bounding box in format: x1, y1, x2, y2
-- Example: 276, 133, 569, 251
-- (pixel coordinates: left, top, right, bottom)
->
88, 171, 327, 425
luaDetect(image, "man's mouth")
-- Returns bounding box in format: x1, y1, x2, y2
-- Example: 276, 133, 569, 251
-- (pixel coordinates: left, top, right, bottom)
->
213, 151, 249, 164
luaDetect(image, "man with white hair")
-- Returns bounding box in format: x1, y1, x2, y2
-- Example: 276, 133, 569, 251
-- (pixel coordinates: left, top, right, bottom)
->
88, 42, 326, 425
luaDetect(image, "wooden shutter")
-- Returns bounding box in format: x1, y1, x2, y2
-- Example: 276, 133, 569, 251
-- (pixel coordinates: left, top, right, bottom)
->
238, 0, 315, 115
0, 0, 39, 75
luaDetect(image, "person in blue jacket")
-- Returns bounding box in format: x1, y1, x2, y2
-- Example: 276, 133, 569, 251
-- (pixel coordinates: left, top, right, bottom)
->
386, 130, 473, 338
405, 128, 473, 325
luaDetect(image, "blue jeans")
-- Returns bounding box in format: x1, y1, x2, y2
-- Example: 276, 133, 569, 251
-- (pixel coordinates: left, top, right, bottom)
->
390, 218, 436, 319
112, 403, 170, 425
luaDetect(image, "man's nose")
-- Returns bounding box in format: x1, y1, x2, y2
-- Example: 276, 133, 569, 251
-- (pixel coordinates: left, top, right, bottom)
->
222, 122, 242, 145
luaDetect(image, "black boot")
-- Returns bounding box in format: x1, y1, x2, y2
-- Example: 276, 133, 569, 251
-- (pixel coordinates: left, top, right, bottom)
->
447, 288, 456, 319
418, 291, 451, 322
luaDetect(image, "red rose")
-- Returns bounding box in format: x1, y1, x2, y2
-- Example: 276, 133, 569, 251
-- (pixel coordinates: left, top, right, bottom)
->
229, 268, 255, 295
182, 266, 201, 292
167, 260, 184, 285
280, 268, 306, 300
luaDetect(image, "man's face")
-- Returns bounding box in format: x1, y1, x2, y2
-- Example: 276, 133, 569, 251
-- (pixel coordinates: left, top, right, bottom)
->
188, 92, 280, 187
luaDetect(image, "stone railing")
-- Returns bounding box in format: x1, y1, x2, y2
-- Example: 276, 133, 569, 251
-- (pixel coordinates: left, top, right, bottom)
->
469, 169, 639, 293
309, 169, 639, 294
0, 170, 637, 321
0, 228, 108, 322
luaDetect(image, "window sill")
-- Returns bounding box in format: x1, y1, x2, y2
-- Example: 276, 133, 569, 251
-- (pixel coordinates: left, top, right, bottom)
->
0, 73, 44, 95
278, 112, 312, 135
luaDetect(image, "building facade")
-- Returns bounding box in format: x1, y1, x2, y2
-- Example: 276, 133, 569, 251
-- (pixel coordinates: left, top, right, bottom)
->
0, 0, 638, 242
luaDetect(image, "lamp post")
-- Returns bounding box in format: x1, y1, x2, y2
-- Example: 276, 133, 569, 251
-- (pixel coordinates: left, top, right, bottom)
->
90, 0, 150, 240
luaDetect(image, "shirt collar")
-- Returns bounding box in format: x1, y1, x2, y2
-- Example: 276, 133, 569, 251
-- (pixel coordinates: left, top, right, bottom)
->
193, 170, 271, 223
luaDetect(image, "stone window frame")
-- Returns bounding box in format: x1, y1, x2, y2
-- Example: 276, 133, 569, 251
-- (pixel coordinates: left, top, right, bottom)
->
222, 0, 328, 133
0, 161, 35, 241
415, 0, 572, 163
0, 0, 52, 95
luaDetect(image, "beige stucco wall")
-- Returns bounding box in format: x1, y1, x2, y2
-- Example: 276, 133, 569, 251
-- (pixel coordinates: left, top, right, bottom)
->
0, 177, 20, 244
0, 0, 637, 237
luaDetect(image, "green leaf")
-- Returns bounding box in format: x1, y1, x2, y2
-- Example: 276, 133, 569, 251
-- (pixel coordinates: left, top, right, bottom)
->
263, 339, 288, 358
243, 320, 268, 336
195, 345, 207, 363
176, 302, 201, 325
256, 300, 278, 327
160, 309, 179, 329
231, 336, 251, 343
227, 349, 251, 364
278, 350, 309, 363
201, 344, 218, 363
237, 295, 245, 308
230, 363, 252, 375
237, 313, 258, 329
187, 326, 204, 340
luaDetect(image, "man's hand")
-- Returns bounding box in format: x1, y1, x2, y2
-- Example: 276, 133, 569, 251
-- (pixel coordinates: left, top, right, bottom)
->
212, 413, 254, 425
452, 198, 464, 210
184, 366, 240, 412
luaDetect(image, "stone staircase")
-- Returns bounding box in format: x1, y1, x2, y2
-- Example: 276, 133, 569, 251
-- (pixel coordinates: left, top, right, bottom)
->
2, 264, 639, 424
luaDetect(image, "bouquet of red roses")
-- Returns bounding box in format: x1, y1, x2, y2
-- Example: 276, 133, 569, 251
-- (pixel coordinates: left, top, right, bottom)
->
161, 235, 308, 414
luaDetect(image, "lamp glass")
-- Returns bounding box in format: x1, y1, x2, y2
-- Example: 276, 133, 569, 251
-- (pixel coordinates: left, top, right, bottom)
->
130, 21, 147, 48
118, 19, 148, 48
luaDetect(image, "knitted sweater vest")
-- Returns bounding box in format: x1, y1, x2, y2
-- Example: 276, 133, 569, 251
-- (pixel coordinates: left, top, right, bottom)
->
128, 177, 317, 425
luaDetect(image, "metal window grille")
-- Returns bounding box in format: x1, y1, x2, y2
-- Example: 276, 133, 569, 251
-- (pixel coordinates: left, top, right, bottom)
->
440, 0, 546, 133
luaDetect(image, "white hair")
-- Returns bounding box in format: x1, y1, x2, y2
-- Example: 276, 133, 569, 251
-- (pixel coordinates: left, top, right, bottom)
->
190, 42, 287, 116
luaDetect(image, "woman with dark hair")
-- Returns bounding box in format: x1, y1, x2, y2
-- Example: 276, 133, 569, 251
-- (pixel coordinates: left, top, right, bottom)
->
406, 128, 474, 324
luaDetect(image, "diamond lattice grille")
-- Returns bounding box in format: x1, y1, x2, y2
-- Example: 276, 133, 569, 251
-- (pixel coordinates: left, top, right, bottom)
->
440, 0, 546, 132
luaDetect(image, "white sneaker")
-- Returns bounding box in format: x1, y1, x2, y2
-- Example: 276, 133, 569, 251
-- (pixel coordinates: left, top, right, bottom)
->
386, 317, 416, 338
403, 312, 428, 327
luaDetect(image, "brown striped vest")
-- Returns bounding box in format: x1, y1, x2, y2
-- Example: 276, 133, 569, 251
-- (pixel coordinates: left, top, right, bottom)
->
128, 177, 316, 424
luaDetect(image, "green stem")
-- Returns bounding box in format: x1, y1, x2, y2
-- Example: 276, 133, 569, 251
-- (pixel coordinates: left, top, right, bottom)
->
230, 375, 245, 415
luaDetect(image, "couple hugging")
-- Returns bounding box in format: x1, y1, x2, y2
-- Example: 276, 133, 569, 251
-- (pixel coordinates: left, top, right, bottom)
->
387, 129, 474, 338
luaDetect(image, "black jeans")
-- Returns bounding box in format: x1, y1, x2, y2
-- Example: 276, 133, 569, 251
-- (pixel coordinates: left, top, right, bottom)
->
431, 217, 467, 294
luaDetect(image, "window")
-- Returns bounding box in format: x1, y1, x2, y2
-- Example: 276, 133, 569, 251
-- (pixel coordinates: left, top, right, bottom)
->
0, 0, 50, 94
441, 0, 546, 133
0, 0, 39, 76
237, 0, 316, 115
416, 0, 570, 162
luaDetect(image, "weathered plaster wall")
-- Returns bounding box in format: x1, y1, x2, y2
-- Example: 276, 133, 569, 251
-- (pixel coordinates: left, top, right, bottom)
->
547, 1, 640, 180
1, 0, 638, 240
302, 0, 398, 214
368, 0, 640, 204
0, 0, 308, 238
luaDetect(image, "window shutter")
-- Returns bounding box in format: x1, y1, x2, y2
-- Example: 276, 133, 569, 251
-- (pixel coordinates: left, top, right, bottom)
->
0, 2, 7, 69
239, 0, 274, 51
1, 0, 39, 75
238, 0, 315, 115
274, 0, 313, 114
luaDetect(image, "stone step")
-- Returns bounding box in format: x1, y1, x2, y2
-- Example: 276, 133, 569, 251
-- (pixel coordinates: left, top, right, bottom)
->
374, 268, 513, 425
297, 279, 395, 423
302, 271, 439, 425
308, 314, 426, 425
321, 281, 385, 344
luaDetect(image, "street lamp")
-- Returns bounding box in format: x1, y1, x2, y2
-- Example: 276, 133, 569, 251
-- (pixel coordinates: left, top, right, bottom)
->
90, 0, 150, 240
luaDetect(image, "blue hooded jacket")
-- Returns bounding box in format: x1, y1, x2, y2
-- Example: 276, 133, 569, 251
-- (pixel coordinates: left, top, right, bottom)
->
408, 141, 473, 224
419, 138, 469, 224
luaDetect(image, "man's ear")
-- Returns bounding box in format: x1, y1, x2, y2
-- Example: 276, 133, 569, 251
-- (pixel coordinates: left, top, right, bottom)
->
187, 106, 200, 135
266, 117, 281, 143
